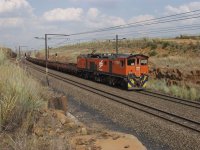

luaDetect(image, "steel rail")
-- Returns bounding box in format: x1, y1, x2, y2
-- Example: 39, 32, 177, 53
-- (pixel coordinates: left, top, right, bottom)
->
137, 90, 200, 109
26, 61, 200, 133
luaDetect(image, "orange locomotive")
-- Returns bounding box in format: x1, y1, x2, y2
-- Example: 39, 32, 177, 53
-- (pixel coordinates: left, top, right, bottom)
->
77, 53, 149, 90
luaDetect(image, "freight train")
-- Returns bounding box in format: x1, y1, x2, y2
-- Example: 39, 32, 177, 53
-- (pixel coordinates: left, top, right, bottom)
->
26, 53, 149, 90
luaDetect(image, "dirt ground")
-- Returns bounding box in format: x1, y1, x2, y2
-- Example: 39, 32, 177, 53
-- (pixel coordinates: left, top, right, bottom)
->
31, 38, 200, 100
71, 133, 147, 150
34, 44, 200, 89
34, 109, 146, 150
0, 98, 146, 150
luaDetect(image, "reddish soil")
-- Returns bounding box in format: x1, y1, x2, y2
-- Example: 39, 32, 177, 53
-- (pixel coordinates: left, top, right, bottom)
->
149, 67, 200, 86
0, 94, 146, 150
34, 39, 200, 88
33, 109, 146, 150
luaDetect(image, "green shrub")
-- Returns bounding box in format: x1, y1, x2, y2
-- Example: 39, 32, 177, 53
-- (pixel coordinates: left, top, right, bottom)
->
148, 50, 157, 56
161, 42, 170, 49
146, 41, 158, 50
161, 54, 169, 57
0, 52, 47, 131
147, 79, 200, 101
0, 50, 7, 65
151, 44, 157, 50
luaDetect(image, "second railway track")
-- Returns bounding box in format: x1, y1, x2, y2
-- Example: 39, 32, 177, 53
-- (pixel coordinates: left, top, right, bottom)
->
137, 90, 200, 109
25, 61, 200, 133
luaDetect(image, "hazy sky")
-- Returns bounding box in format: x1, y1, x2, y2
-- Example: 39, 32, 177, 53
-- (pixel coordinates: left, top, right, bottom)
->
0, 0, 200, 50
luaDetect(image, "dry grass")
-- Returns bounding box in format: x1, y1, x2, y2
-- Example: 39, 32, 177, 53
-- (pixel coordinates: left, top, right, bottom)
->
0, 50, 48, 131
149, 56, 200, 71
0, 49, 7, 65
33, 39, 200, 101
147, 79, 200, 101
41, 38, 200, 64
0, 49, 71, 149
52, 38, 200, 54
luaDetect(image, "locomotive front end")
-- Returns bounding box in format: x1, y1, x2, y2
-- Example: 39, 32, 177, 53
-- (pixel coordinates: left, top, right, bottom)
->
126, 55, 149, 90
127, 73, 148, 90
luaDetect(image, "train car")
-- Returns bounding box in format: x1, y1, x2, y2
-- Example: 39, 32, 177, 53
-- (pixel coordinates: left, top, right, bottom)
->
27, 57, 46, 67
27, 52, 149, 90
77, 53, 148, 90
48, 61, 77, 74
27, 57, 77, 74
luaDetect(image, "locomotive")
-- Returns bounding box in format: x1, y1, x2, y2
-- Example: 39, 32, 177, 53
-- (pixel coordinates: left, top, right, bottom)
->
77, 53, 148, 90
27, 53, 149, 90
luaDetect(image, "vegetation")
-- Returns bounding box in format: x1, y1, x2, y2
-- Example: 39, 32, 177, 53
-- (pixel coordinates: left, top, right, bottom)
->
0, 50, 47, 132
0, 47, 17, 58
51, 38, 200, 55
176, 34, 200, 40
148, 49, 157, 56
37, 37, 200, 101
150, 56, 200, 70
147, 79, 200, 101
33, 37, 199, 65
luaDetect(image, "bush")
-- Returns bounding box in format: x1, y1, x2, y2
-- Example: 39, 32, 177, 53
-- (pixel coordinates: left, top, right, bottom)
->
0, 50, 7, 65
146, 41, 158, 50
161, 42, 170, 49
161, 54, 169, 57
148, 50, 157, 56
0, 51, 47, 131
147, 79, 200, 101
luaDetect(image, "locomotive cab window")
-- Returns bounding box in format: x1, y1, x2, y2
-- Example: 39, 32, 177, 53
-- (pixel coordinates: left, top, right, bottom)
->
104, 61, 107, 65
127, 59, 135, 66
141, 59, 148, 65
120, 60, 124, 67
137, 59, 140, 65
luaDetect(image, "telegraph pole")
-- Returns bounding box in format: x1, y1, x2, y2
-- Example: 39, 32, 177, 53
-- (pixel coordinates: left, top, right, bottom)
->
116, 34, 118, 54
18, 46, 28, 59
48, 46, 50, 58
108, 35, 126, 54
45, 34, 49, 86
19, 46, 21, 58
43, 33, 70, 86
114, 35, 126, 54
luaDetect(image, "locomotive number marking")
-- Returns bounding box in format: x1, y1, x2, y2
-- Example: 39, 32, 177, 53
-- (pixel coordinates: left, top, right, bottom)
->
99, 60, 103, 71
136, 67, 140, 71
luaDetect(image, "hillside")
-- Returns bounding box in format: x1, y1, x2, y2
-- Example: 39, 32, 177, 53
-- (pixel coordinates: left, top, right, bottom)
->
0, 48, 146, 150
0, 46, 17, 58
34, 37, 200, 100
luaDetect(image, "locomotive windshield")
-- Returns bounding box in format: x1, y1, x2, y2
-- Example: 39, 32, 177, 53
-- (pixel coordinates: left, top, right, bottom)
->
141, 59, 148, 65
127, 59, 135, 66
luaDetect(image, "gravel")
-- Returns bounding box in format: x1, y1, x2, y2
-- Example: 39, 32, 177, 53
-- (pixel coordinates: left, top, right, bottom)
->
39, 62, 200, 122
25, 62, 200, 150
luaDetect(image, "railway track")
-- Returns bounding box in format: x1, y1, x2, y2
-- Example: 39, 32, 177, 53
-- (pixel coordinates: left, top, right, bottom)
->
26, 61, 200, 133
138, 90, 200, 109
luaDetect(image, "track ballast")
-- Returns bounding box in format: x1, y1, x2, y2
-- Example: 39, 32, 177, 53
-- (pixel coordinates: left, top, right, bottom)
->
26, 60, 200, 133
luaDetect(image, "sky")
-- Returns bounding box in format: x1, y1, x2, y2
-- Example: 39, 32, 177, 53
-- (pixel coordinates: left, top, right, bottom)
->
0, 0, 200, 50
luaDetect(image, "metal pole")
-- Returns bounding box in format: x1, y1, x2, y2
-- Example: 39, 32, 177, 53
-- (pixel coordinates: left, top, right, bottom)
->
48, 46, 50, 58
19, 46, 21, 58
35, 33, 69, 86
116, 34, 118, 54
45, 34, 49, 86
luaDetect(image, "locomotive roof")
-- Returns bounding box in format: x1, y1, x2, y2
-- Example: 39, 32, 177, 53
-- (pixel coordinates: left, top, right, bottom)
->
79, 53, 148, 59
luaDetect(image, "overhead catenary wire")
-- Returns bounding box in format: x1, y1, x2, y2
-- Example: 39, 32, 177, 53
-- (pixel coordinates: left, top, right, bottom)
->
43, 9, 200, 49
50, 24, 200, 47
119, 27, 200, 39
118, 24, 200, 37
68, 23, 200, 42
43, 9, 200, 42
60, 25, 200, 44
63, 13, 200, 44
68, 9, 200, 36
49, 27, 200, 49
